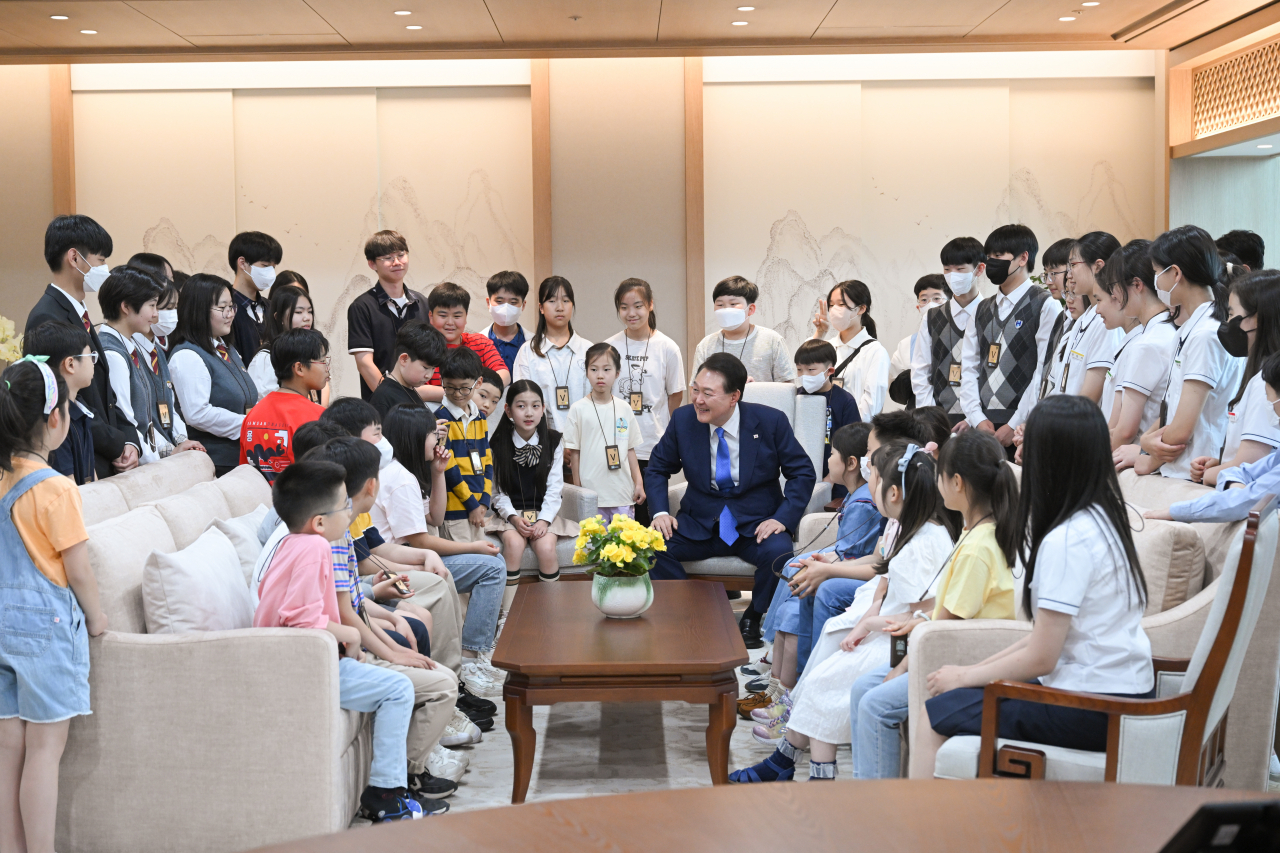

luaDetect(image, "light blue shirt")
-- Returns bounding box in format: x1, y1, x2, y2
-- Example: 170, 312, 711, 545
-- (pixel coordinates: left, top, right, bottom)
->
1169, 450, 1280, 523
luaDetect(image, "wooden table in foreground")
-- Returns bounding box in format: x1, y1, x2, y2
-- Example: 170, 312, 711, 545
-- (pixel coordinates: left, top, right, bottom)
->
249, 781, 1280, 852
489, 580, 749, 804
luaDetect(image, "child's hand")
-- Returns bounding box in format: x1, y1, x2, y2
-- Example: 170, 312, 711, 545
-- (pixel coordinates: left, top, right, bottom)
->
468, 505, 487, 528
342, 641, 364, 662
391, 614, 417, 651
883, 656, 909, 682
174, 440, 206, 454
1141, 426, 1186, 464
372, 573, 414, 601
1112, 443, 1141, 472
884, 615, 925, 636
422, 551, 450, 578
927, 664, 975, 697
1190, 456, 1216, 483
1011, 423, 1025, 448
633, 482, 646, 505
839, 624, 869, 652
510, 515, 533, 537
86, 610, 108, 637
432, 445, 452, 474
1143, 508, 1174, 521
531, 519, 550, 539
470, 540, 501, 557
812, 299, 829, 338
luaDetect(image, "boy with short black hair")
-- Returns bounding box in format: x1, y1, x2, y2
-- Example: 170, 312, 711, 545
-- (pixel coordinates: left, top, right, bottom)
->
253, 460, 426, 823
27, 214, 137, 478
349, 230, 433, 403
958, 224, 1060, 452
910, 238, 986, 428
794, 339, 860, 492
1217, 229, 1265, 272
227, 230, 283, 362
23, 321, 98, 484
323, 397, 384, 445
889, 274, 952, 409
480, 270, 529, 373
371, 320, 448, 419
691, 275, 794, 383
239, 328, 328, 480
426, 283, 510, 392
473, 367, 505, 420
1041, 237, 1074, 303
435, 347, 494, 544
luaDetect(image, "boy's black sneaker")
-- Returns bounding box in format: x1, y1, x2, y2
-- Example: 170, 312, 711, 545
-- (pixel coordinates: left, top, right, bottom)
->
409, 769, 458, 799
470, 714, 495, 732
458, 684, 497, 717
408, 791, 451, 815
358, 786, 425, 823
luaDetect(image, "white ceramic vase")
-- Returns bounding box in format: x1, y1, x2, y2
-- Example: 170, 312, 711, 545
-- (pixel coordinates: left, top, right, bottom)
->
590, 573, 654, 619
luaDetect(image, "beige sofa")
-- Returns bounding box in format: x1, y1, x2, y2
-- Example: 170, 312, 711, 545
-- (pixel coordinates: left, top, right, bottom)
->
57, 453, 369, 853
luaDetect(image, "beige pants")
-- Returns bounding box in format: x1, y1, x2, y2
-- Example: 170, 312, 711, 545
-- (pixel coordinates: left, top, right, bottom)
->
401, 570, 463, 674
366, 654, 458, 775
442, 517, 485, 544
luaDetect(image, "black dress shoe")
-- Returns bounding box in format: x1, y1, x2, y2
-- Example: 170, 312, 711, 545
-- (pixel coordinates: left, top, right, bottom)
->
739, 610, 764, 649
726, 590, 743, 600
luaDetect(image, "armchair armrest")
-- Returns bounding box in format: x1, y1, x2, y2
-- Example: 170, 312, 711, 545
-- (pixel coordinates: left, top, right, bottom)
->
558, 482, 599, 523
1152, 656, 1191, 675
668, 481, 688, 517
59, 628, 351, 853
797, 513, 838, 555
803, 482, 833, 515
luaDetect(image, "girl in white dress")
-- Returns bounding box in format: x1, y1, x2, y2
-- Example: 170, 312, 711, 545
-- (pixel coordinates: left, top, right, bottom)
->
729, 440, 957, 783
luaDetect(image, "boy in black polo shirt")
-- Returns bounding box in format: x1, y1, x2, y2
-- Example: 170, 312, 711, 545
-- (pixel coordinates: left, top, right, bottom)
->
228, 231, 282, 362
370, 320, 448, 419
348, 230, 438, 403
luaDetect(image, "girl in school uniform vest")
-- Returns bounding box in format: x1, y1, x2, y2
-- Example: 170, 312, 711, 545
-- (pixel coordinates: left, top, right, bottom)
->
167, 275, 259, 474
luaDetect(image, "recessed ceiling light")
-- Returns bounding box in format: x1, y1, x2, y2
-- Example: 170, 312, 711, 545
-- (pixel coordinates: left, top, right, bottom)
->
50, 15, 68, 20
737, 6, 755, 10
394, 10, 411, 14
732, 21, 749, 26
1082, 1, 1100, 5
80, 29, 97, 34
1259, 144, 1274, 149
405, 25, 422, 29
1059, 16, 1076, 21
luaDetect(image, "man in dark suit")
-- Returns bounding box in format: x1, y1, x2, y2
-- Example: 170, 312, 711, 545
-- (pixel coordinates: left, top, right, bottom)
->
646, 352, 816, 647
25, 214, 138, 479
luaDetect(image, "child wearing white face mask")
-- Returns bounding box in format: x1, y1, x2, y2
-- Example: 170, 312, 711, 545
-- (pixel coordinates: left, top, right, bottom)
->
691, 276, 795, 385
910, 238, 985, 428
228, 230, 283, 365
812, 279, 890, 420
794, 340, 860, 497
479, 271, 529, 375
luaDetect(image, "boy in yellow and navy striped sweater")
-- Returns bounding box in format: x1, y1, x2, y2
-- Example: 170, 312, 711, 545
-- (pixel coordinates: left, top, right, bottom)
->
435, 346, 494, 544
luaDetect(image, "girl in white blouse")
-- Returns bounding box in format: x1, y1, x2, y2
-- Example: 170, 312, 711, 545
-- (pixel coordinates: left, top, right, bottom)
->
811, 279, 889, 420
1063, 232, 1124, 402
1137, 226, 1244, 480
512, 276, 591, 432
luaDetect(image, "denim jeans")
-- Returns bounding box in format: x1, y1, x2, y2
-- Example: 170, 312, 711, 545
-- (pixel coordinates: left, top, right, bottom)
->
850, 663, 907, 779
441, 553, 505, 652
796, 577, 863, 675
337, 657, 415, 788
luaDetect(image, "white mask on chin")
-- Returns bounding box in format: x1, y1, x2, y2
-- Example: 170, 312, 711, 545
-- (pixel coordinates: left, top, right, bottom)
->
714, 307, 747, 330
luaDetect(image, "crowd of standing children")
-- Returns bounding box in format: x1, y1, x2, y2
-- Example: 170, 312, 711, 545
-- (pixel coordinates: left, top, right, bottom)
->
3, 209, 1271, 848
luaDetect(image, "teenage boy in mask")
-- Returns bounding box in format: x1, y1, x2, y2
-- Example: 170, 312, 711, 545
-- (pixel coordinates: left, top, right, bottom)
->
690, 275, 795, 384
228, 230, 284, 363
910, 238, 985, 428
794, 339, 860, 497
890, 273, 951, 408
479, 270, 528, 374
957, 225, 1061, 456
27, 214, 139, 477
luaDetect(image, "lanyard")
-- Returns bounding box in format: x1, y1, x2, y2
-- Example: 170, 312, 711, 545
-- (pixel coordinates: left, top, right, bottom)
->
718, 331, 751, 359
624, 332, 651, 395
591, 397, 619, 446
1175, 304, 1209, 360
910, 516, 995, 604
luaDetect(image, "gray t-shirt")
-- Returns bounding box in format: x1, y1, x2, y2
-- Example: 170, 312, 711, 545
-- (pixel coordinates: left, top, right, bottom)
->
691, 326, 796, 384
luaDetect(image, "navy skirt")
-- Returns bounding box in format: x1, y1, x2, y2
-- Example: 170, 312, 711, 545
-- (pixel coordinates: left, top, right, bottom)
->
926, 680, 1156, 752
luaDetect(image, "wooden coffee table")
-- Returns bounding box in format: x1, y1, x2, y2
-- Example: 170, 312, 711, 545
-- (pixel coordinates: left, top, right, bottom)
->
490, 580, 749, 804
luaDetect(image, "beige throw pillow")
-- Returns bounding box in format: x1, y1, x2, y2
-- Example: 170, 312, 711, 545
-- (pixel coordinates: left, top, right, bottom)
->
143, 527, 254, 633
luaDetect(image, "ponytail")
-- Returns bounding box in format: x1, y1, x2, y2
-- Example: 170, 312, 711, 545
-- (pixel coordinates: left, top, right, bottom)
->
829, 279, 878, 340
0, 360, 70, 473
614, 278, 657, 331
937, 430, 1020, 568
869, 440, 958, 574
1151, 225, 1230, 322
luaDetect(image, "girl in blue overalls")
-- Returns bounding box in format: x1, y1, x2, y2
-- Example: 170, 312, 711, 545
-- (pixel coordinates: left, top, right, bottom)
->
0, 357, 107, 853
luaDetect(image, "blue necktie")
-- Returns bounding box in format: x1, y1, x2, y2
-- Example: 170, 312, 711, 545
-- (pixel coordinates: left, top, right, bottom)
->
715, 427, 738, 546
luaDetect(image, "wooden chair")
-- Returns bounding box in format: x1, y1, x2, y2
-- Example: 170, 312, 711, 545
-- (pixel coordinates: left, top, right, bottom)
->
940, 497, 1278, 785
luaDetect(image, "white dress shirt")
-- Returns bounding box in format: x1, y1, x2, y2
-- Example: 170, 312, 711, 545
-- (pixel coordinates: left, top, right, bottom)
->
828, 328, 890, 420
168, 338, 247, 441
709, 405, 741, 489
958, 280, 1062, 429
492, 430, 566, 523
512, 332, 592, 431
910, 297, 978, 407
98, 325, 163, 461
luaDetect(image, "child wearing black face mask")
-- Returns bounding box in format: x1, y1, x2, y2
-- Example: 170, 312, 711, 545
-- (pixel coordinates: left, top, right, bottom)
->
957, 225, 1062, 460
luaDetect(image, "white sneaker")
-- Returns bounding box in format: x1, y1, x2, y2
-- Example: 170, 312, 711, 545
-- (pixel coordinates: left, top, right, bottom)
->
460, 660, 503, 698
428, 744, 468, 782
440, 709, 483, 746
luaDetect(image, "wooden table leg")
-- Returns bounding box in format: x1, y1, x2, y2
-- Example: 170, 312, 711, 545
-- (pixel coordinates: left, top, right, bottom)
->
505, 692, 535, 804
705, 684, 736, 785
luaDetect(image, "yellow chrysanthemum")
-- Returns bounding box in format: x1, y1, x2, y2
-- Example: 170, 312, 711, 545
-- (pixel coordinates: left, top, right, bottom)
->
619, 546, 635, 563
572, 549, 588, 564
601, 543, 620, 562
652, 536, 666, 552
619, 529, 636, 544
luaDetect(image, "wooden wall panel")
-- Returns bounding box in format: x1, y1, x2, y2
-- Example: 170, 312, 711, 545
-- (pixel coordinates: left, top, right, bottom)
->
532, 58, 552, 285
684, 56, 704, 370
49, 64, 74, 216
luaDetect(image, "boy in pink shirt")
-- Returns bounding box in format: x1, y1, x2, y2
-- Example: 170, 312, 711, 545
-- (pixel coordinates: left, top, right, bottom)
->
254, 460, 434, 822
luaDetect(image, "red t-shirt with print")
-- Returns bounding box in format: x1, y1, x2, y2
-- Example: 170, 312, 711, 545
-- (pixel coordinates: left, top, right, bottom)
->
240, 391, 325, 481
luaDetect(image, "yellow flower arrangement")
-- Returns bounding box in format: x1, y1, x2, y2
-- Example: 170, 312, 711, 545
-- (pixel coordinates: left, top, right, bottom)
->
0, 316, 23, 365
573, 512, 665, 577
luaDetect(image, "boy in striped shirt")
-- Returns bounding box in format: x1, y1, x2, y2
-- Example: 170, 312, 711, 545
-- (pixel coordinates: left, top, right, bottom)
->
435, 346, 494, 544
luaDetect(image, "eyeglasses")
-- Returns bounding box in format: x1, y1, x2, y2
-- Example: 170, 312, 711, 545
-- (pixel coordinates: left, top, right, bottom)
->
318, 498, 353, 518
1044, 269, 1068, 279
310, 357, 333, 367
1068, 260, 1090, 269
71, 352, 99, 365
212, 304, 237, 316
443, 381, 479, 395
377, 251, 408, 263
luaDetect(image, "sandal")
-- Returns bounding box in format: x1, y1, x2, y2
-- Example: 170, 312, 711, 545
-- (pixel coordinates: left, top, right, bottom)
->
729, 755, 795, 784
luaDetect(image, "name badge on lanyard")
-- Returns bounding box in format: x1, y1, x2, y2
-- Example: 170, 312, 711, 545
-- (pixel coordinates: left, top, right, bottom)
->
629, 391, 643, 414
948, 364, 961, 386
469, 450, 483, 472
605, 445, 622, 471
556, 386, 571, 410
522, 509, 539, 524
831, 377, 845, 388
157, 402, 172, 428
987, 344, 1001, 368
1059, 362, 1071, 392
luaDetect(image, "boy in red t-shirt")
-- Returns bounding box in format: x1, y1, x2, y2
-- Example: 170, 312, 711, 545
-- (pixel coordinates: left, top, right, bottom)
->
426, 282, 511, 389
240, 328, 328, 480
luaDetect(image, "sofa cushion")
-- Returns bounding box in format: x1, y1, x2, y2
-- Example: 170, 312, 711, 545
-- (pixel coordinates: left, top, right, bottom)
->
215, 465, 273, 517
1127, 505, 1206, 615
112, 449, 216, 509
143, 481, 233, 550
935, 735, 1105, 781
143, 526, 255, 633
79, 479, 129, 528
86, 506, 176, 634
209, 503, 270, 585
1118, 469, 1240, 585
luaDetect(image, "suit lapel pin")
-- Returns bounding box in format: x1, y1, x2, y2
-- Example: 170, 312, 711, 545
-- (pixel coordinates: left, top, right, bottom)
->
752, 434, 758, 439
